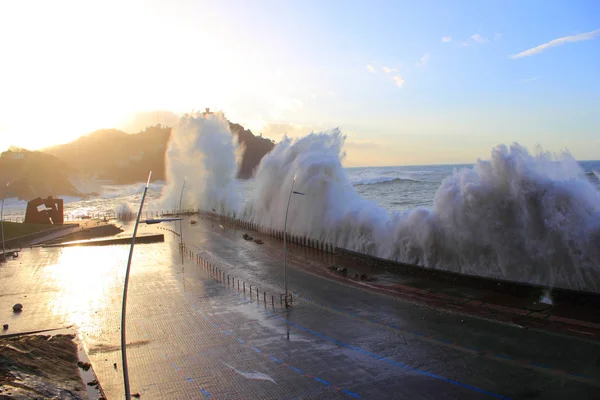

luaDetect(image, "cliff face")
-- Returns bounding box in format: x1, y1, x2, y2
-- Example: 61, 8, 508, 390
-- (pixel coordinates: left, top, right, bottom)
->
0, 149, 79, 200
230, 123, 276, 179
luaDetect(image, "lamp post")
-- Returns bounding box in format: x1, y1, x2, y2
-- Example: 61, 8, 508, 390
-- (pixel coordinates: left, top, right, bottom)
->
283, 174, 304, 307
121, 171, 152, 400
1, 183, 9, 263
179, 179, 186, 264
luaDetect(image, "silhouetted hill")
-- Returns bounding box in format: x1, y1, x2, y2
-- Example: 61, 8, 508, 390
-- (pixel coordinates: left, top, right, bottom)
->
0, 149, 80, 200
45, 126, 170, 184
230, 122, 276, 179
43, 118, 274, 184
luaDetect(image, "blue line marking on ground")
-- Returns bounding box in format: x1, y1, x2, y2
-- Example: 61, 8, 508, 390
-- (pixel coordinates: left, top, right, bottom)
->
569, 372, 589, 378
185, 376, 193, 382
251, 347, 262, 353
382, 358, 509, 399
531, 363, 551, 369
237, 338, 245, 344
342, 389, 361, 398
270, 355, 282, 363
495, 354, 511, 359
265, 310, 510, 399
314, 377, 330, 385
172, 363, 180, 371
200, 388, 212, 398
223, 330, 232, 336
290, 366, 304, 374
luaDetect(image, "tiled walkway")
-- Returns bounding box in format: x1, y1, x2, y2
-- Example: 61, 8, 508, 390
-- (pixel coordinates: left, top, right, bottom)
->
1, 222, 599, 399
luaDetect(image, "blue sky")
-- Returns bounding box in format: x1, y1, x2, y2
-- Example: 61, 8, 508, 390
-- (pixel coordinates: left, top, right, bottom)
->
0, 0, 598, 165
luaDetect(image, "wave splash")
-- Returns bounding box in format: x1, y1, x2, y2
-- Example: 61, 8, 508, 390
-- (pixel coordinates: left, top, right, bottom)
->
241, 131, 600, 292
161, 116, 600, 292
160, 112, 240, 215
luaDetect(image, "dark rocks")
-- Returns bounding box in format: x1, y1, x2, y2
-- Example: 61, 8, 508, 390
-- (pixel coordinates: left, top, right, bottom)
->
243, 234, 253, 241
253, 239, 264, 244
3, 324, 8, 330
13, 303, 23, 312
77, 361, 91, 371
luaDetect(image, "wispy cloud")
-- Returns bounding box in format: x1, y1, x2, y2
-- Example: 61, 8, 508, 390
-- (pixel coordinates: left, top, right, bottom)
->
470, 34, 488, 44
510, 29, 600, 59
442, 36, 452, 43
392, 74, 405, 87
416, 53, 430, 67
367, 64, 376, 73
462, 33, 489, 46
382, 66, 398, 73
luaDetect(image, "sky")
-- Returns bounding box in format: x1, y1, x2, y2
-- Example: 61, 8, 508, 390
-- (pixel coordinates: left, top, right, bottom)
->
0, 0, 598, 166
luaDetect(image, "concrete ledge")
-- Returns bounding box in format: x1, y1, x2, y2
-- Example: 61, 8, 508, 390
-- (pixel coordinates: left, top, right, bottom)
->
4, 224, 79, 249
43, 234, 164, 247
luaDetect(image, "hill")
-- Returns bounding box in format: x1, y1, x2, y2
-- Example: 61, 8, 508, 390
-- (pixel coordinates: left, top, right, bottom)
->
0, 149, 80, 200
45, 126, 170, 184
44, 117, 275, 184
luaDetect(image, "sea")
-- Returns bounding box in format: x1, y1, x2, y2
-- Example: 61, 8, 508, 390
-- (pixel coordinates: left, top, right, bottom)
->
2, 161, 599, 221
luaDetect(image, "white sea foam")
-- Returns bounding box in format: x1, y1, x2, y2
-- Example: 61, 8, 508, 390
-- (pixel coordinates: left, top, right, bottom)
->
241, 132, 600, 292
160, 112, 240, 215
156, 115, 600, 292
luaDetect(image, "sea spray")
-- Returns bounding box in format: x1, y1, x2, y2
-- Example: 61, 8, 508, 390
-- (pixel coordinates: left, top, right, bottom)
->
116, 202, 135, 221
243, 133, 600, 292
160, 112, 241, 215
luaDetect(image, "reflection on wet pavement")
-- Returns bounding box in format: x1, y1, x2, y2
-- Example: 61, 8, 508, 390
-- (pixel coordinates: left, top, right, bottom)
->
0, 220, 599, 399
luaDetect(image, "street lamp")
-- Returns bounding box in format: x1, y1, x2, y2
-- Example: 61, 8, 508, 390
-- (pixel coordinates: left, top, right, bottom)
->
179, 179, 186, 264
283, 174, 304, 307
1, 183, 9, 264
121, 171, 152, 400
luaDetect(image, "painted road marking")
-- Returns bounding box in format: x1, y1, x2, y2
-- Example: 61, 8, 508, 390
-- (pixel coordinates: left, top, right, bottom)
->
187, 297, 362, 398
163, 353, 212, 398
190, 251, 599, 390
258, 307, 509, 399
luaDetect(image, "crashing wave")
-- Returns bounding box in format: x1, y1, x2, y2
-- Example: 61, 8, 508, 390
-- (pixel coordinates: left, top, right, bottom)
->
242, 131, 600, 292
160, 111, 240, 215
160, 117, 600, 292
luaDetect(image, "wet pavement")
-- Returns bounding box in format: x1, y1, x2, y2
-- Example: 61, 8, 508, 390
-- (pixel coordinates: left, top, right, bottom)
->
0, 218, 599, 399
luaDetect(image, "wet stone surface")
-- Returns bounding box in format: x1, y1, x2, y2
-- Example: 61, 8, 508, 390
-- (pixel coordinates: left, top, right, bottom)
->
0, 220, 598, 399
